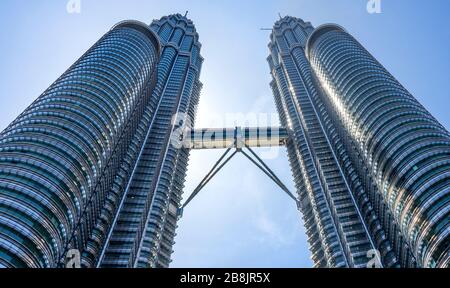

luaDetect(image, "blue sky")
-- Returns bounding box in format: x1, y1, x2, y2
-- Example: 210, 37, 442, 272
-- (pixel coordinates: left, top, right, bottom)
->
0, 0, 449, 268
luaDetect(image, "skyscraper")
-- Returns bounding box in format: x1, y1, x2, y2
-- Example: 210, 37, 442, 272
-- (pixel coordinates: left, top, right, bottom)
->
268, 16, 449, 268
0, 20, 161, 268
0, 14, 202, 268
0, 12, 447, 269
98, 14, 203, 269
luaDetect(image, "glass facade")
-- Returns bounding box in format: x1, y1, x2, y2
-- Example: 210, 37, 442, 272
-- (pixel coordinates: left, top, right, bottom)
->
0, 21, 161, 268
0, 14, 203, 268
98, 14, 203, 268
269, 17, 449, 268
0, 13, 447, 269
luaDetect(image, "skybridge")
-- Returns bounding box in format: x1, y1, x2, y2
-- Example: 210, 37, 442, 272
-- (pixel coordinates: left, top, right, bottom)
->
178, 127, 299, 218
184, 127, 289, 150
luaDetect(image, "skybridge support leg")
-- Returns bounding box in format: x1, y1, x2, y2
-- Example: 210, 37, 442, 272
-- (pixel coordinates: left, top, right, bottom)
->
178, 148, 238, 218
241, 146, 298, 203
179, 146, 299, 219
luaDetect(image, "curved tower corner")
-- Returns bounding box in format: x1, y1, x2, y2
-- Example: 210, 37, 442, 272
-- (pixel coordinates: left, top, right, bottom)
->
0, 20, 161, 268
306, 24, 449, 268
268, 15, 450, 269
268, 16, 386, 268
98, 13, 203, 268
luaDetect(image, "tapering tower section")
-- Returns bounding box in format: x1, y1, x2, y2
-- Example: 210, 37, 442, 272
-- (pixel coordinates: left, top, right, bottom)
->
268, 16, 398, 268
269, 16, 449, 268
306, 25, 449, 268
98, 14, 203, 268
0, 21, 161, 268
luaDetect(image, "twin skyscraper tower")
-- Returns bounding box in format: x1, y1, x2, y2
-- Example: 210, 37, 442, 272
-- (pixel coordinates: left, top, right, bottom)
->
0, 14, 448, 268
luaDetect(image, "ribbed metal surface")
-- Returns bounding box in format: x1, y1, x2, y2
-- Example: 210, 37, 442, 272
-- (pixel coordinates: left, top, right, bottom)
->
306, 25, 449, 268
0, 22, 160, 268
268, 16, 381, 268
99, 14, 203, 268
